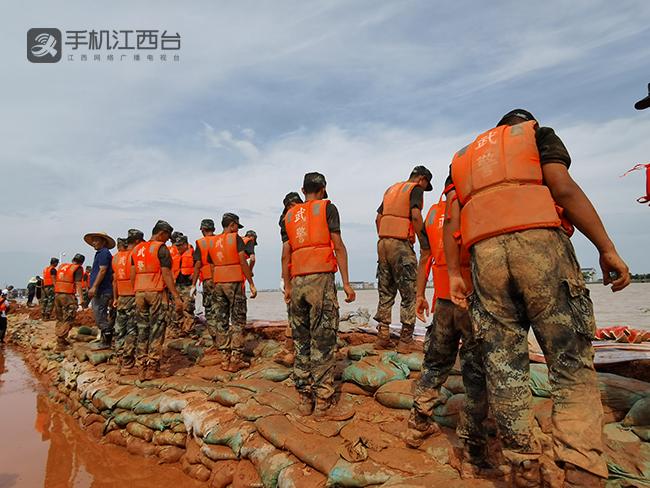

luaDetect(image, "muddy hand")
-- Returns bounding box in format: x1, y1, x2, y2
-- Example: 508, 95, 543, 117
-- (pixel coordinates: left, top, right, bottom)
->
449, 275, 469, 310
343, 284, 356, 303
416, 295, 429, 322
600, 249, 631, 292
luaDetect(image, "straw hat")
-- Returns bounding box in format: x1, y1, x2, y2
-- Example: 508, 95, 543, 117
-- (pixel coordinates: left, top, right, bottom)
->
83, 232, 116, 250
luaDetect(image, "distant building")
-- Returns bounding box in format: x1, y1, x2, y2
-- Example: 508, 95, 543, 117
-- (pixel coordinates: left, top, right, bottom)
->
581, 267, 597, 283
349, 281, 376, 290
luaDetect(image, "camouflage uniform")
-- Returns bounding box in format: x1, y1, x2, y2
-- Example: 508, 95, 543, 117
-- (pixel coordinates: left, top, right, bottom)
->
134, 291, 170, 371
410, 298, 488, 448
54, 293, 77, 349
170, 284, 195, 336
290, 272, 339, 402
41, 285, 55, 320
113, 296, 137, 367
469, 228, 607, 478
211, 282, 246, 353
374, 238, 417, 338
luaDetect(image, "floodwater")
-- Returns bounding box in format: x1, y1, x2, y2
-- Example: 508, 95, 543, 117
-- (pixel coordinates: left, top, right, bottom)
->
0, 347, 203, 488
249, 282, 650, 330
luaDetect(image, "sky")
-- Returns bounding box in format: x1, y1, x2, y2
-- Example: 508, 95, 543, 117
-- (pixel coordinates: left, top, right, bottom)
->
1, 0, 649, 289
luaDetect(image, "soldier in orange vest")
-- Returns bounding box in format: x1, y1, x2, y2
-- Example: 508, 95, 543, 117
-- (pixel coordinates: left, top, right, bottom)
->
41, 257, 59, 320
81, 266, 91, 309
282, 173, 356, 417
206, 213, 257, 372
191, 219, 217, 344
171, 234, 195, 336
131, 220, 184, 380
242, 230, 258, 271
445, 110, 631, 487
404, 188, 492, 477
53, 253, 85, 351
374, 165, 433, 352
112, 231, 143, 373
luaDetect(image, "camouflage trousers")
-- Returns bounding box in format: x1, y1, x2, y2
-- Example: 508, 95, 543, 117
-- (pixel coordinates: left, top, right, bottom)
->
42, 285, 55, 320
201, 279, 214, 322
374, 238, 417, 336
210, 282, 246, 354
469, 228, 607, 478
289, 272, 339, 401
170, 285, 195, 336
114, 295, 137, 367
54, 293, 77, 347
135, 291, 169, 370
410, 298, 488, 447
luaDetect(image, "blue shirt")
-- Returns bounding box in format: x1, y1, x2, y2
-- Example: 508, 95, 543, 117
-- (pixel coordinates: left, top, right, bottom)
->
90, 247, 113, 295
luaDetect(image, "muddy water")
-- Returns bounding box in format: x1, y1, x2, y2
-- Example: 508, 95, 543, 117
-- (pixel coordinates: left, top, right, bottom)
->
0, 348, 203, 488
250, 283, 650, 329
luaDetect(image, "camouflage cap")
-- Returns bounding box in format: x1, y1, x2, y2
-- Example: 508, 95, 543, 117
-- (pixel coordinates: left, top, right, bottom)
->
200, 218, 215, 231
303, 172, 328, 198
117, 237, 128, 248
72, 253, 85, 264
50, 257, 59, 265
174, 234, 188, 245
283, 192, 303, 209
410, 165, 433, 191
222, 213, 244, 229
127, 228, 144, 243
153, 220, 174, 235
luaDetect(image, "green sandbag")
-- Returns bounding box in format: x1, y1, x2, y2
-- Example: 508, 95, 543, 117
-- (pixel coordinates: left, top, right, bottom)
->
347, 344, 376, 360
115, 388, 159, 410
529, 364, 551, 398
240, 363, 292, 382
126, 421, 154, 442
342, 353, 410, 391
137, 412, 183, 431
77, 326, 94, 335
95, 385, 137, 411
209, 387, 254, 407
133, 392, 164, 414
433, 393, 465, 429
632, 427, 650, 443
443, 375, 465, 394
328, 458, 397, 486
623, 397, 650, 428
598, 373, 650, 414
87, 350, 112, 366
152, 430, 187, 447
113, 410, 139, 427
602, 423, 650, 485
253, 340, 284, 359
395, 352, 424, 371
203, 420, 256, 456
374, 379, 415, 410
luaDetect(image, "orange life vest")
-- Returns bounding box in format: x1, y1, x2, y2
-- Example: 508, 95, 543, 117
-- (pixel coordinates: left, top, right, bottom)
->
180, 246, 194, 277
285, 200, 338, 278
0, 298, 7, 313
82, 271, 90, 289
209, 233, 245, 283
112, 250, 135, 296
132, 241, 166, 292
54, 263, 81, 294
424, 196, 472, 304
42, 266, 56, 286
451, 120, 562, 247
378, 181, 419, 242
170, 245, 181, 279
196, 236, 217, 282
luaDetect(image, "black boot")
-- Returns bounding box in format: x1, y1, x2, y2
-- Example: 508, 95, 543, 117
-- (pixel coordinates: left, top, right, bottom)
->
90, 332, 112, 350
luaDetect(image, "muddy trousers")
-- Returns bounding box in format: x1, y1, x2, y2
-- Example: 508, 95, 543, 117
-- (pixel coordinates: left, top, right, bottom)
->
290, 273, 339, 402
410, 298, 488, 447
0, 316, 6, 342
114, 295, 136, 367
134, 291, 169, 370
210, 282, 246, 354
373, 238, 417, 339
41, 285, 55, 319
469, 228, 607, 478
54, 293, 77, 348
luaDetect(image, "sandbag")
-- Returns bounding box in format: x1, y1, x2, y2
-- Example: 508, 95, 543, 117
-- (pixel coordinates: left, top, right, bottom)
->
347, 344, 376, 360
395, 352, 423, 371
209, 387, 255, 407
152, 430, 187, 447
126, 436, 157, 457
138, 412, 183, 431
598, 373, 650, 414
116, 388, 159, 410
203, 419, 256, 456
133, 392, 164, 414
443, 375, 465, 394
103, 429, 128, 447
342, 354, 410, 391
240, 362, 292, 382
433, 394, 465, 429
87, 350, 112, 366
156, 445, 185, 464
93, 385, 136, 411
201, 444, 239, 461
159, 391, 205, 413
374, 379, 415, 410
632, 427, 650, 442
529, 364, 551, 398
623, 397, 650, 427
602, 423, 650, 486
327, 458, 397, 486
242, 434, 296, 487
277, 463, 327, 488
253, 340, 284, 358
113, 410, 139, 427
126, 422, 154, 442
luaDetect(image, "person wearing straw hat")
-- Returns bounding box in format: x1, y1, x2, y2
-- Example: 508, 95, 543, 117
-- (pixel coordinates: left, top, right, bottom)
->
84, 231, 116, 350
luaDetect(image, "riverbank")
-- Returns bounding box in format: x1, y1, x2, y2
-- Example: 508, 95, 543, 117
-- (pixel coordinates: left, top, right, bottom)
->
2, 313, 649, 487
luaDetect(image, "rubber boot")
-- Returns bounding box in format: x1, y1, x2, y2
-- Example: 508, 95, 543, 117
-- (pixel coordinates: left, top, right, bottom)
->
563, 464, 605, 488
396, 324, 415, 354
90, 332, 112, 350
460, 443, 503, 479
297, 392, 314, 416
374, 323, 393, 349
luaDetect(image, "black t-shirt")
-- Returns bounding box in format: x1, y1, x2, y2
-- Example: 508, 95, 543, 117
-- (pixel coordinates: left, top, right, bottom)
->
376, 185, 424, 215
50, 267, 57, 277
193, 244, 202, 264
244, 240, 256, 257
446, 124, 572, 186
281, 202, 341, 243
73, 267, 83, 282
206, 235, 246, 264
